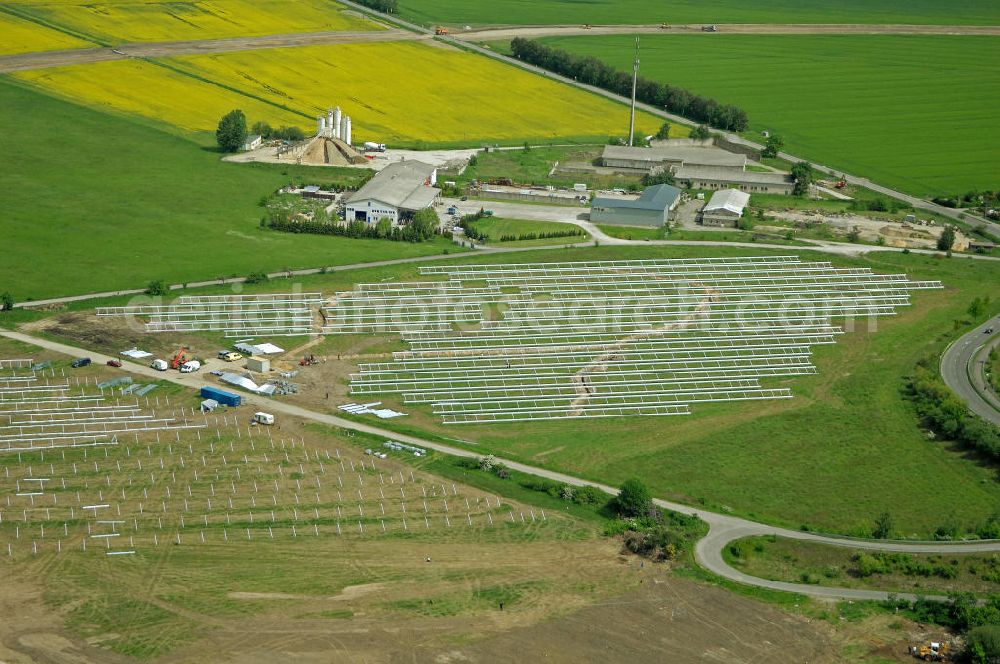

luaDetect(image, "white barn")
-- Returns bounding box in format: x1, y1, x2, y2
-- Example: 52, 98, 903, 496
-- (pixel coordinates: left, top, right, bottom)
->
345, 161, 439, 225
700, 188, 751, 227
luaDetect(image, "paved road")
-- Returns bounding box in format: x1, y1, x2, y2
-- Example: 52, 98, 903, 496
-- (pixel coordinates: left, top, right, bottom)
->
941, 318, 1000, 427
0, 29, 424, 73
460, 23, 1000, 41
6, 328, 1000, 602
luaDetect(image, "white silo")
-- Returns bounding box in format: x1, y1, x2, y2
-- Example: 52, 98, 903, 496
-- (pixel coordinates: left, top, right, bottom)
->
317, 116, 326, 136
326, 108, 334, 137
342, 115, 352, 146
333, 106, 342, 140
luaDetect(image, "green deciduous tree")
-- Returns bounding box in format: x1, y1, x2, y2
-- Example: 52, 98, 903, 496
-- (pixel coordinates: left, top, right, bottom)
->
791, 161, 814, 197
937, 225, 956, 252
690, 124, 712, 140
613, 478, 652, 518
0, 292, 13, 311
655, 122, 671, 139
216, 109, 248, 153
967, 624, 1000, 663
873, 511, 894, 539
251, 121, 273, 139
145, 280, 167, 296
762, 134, 784, 159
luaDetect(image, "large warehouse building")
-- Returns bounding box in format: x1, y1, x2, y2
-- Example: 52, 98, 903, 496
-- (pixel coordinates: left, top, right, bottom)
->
674, 165, 794, 195
590, 184, 682, 227
345, 161, 439, 224
600, 144, 747, 172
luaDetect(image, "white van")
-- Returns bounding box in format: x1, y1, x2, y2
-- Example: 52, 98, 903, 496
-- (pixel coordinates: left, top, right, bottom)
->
150, 359, 168, 371
179, 360, 201, 373
253, 412, 275, 425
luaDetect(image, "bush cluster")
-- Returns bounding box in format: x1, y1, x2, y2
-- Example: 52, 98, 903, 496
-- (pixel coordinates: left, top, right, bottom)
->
852, 552, 958, 579
510, 38, 749, 132
905, 363, 1000, 463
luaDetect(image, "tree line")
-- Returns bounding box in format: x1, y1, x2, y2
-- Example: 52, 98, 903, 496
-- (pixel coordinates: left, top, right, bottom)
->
510, 37, 749, 132
267, 207, 441, 243
354, 0, 397, 12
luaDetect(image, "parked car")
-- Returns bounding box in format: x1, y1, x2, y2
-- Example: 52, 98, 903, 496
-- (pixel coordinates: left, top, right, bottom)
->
221, 351, 243, 362
71, 357, 91, 368
106, 359, 122, 368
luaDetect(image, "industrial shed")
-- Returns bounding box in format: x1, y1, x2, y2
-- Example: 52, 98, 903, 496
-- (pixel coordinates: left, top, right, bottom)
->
590, 184, 682, 227
600, 144, 746, 172
700, 188, 751, 227
675, 165, 794, 195
345, 161, 439, 225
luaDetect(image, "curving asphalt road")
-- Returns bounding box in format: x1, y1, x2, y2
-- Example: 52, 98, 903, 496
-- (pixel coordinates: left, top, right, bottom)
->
5, 327, 1000, 603
942, 317, 1000, 427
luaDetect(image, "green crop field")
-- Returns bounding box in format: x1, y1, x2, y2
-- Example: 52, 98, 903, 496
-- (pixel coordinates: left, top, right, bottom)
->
304, 244, 1000, 538
533, 35, 1000, 197
400, 0, 1000, 27
0, 78, 460, 301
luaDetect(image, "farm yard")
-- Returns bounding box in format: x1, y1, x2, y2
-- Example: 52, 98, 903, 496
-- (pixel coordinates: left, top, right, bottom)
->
398, 0, 1000, 27
0, 0, 376, 45
14, 41, 661, 145
529, 34, 1000, 197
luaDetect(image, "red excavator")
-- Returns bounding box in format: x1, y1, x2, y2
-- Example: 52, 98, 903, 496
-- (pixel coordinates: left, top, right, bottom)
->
169, 347, 189, 370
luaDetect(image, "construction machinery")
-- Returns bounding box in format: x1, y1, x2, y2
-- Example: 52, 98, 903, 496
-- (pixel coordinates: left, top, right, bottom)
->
169, 347, 189, 370
909, 642, 950, 661
659, 22, 670, 29
299, 354, 318, 367
835, 176, 848, 189
581, 24, 592, 29
702, 24, 718, 32
434, 26, 449, 35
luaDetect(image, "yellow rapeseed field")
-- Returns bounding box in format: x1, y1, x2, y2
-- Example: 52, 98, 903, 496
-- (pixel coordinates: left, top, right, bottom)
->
4, 0, 374, 44
15, 59, 306, 132
0, 12, 91, 55
15, 42, 661, 143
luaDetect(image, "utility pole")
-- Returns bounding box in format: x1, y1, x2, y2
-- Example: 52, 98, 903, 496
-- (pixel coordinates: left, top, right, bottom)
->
628, 36, 639, 147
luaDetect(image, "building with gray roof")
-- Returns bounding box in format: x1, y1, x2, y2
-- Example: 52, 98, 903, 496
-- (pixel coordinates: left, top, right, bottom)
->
675, 165, 794, 195
345, 161, 440, 224
600, 144, 747, 171
590, 184, 682, 227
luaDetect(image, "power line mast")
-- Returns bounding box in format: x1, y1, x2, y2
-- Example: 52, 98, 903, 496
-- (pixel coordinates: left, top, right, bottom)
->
628, 36, 639, 147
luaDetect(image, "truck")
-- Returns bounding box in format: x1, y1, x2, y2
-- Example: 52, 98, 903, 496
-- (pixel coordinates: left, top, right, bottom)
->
150, 359, 168, 371
200, 386, 241, 407
363, 141, 386, 152
179, 360, 201, 373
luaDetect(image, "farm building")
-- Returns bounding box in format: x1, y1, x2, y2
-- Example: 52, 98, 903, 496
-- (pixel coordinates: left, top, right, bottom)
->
700, 188, 751, 227
242, 134, 262, 151
345, 161, 439, 224
675, 165, 794, 195
600, 144, 746, 172
590, 184, 682, 227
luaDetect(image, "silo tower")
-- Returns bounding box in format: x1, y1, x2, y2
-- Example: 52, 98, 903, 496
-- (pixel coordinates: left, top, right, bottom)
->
333, 106, 343, 140
342, 115, 352, 146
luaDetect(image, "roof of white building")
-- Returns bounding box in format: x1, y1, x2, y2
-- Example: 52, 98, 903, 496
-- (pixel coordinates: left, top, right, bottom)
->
347, 161, 439, 210
704, 188, 751, 215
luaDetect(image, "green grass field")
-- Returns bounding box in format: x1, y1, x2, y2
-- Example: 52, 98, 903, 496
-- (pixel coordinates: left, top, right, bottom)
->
725, 536, 1000, 596
0, 78, 459, 301
535, 35, 1000, 197
399, 0, 1000, 27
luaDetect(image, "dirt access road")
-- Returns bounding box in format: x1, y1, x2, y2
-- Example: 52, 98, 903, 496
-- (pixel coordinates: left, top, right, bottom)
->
459, 23, 1000, 41
6, 328, 1000, 606
0, 28, 425, 73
